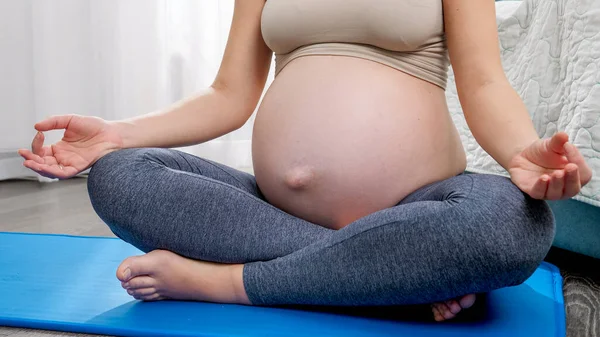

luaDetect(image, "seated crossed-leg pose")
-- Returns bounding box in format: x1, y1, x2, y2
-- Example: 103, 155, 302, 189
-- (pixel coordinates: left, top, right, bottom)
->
19, 0, 592, 322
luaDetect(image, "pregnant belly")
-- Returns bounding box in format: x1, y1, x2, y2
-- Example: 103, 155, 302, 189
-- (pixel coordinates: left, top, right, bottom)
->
252, 56, 466, 229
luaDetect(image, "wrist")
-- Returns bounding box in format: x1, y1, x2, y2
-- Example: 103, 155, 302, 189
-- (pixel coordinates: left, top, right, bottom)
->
108, 120, 135, 149
504, 137, 540, 169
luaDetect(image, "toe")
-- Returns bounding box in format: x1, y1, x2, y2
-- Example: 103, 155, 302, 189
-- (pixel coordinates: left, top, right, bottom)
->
432, 303, 455, 321
116, 254, 156, 282
129, 287, 157, 297
439, 303, 456, 320
431, 305, 444, 322
137, 293, 164, 302
125, 276, 156, 290
117, 256, 140, 282
459, 294, 476, 309
445, 300, 462, 315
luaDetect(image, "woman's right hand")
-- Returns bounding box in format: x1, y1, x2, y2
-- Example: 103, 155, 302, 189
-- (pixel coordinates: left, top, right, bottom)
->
18, 115, 123, 179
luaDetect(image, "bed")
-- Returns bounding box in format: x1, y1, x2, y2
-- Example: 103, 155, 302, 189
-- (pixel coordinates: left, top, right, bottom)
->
448, 0, 600, 259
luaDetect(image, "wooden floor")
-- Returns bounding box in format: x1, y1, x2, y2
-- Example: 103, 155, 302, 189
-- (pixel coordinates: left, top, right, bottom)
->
0, 178, 599, 337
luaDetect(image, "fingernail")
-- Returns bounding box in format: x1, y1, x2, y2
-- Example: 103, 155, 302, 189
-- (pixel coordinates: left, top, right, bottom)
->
123, 268, 131, 280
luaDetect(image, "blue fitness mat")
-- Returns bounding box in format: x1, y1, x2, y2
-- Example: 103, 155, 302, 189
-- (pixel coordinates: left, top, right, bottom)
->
0, 232, 566, 337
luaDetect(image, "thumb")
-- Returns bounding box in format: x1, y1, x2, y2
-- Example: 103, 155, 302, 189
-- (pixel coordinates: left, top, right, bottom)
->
546, 131, 569, 155
527, 132, 569, 169
35, 115, 74, 132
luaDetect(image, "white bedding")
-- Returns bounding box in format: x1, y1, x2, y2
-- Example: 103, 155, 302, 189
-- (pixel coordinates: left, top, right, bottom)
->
446, 0, 600, 207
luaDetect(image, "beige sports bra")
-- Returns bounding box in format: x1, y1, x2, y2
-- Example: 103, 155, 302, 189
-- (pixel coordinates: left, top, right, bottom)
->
261, 0, 449, 89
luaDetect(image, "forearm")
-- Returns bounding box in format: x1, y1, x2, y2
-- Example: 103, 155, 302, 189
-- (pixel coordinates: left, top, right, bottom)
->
461, 81, 540, 170
112, 87, 249, 149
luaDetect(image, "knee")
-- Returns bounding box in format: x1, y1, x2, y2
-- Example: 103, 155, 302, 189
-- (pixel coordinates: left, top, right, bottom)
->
88, 149, 138, 198
87, 148, 170, 193
87, 149, 150, 224
490, 174, 556, 250
504, 198, 555, 286
468, 175, 555, 291
472, 175, 556, 287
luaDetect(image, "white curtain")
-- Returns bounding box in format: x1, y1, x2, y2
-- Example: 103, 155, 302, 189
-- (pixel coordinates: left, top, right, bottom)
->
0, 0, 272, 181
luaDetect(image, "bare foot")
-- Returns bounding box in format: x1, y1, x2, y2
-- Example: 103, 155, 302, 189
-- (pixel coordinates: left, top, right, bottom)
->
431, 294, 476, 321
116, 250, 250, 304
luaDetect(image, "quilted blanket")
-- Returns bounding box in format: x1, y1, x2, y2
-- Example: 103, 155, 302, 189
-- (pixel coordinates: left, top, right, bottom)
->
446, 0, 600, 207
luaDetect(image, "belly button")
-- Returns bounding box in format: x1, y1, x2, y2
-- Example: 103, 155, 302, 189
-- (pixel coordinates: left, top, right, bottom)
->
284, 166, 315, 190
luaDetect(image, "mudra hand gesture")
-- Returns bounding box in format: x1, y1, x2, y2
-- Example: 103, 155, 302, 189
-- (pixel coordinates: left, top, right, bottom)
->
18, 115, 122, 179
508, 132, 592, 200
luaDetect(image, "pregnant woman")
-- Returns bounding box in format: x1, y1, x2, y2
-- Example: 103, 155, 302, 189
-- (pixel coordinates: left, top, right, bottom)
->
19, 0, 592, 321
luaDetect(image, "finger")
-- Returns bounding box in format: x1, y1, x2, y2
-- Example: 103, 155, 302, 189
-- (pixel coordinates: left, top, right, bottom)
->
18, 149, 44, 164
39, 145, 54, 157
563, 164, 581, 199
34, 115, 74, 132
51, 153, 85, 174
564, 143, 593, 185
23, 161, 57, 179
23, 161, 77, 179
546, 171, 565, 200
18, 149, 57, 165
23, 160, 44, 172
41, 156, 59, 166
39, 164, 78, 179
548, 132, 569, 155
529, 174, 550, 200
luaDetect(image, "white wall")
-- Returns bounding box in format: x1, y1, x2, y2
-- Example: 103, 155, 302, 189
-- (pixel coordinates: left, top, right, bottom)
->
1, 0, 35, 151
0, 0, 261, 181
0, 0, 35, 179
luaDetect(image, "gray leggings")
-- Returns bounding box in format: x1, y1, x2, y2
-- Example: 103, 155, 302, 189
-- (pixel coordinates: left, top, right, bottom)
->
87, 148, 555, 306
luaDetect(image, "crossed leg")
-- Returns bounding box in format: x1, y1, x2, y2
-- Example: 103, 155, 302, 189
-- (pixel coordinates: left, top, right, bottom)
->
87, 148, 555, 321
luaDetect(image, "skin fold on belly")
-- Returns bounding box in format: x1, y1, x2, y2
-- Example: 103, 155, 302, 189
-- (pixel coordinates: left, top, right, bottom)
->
252, 56, 467, 229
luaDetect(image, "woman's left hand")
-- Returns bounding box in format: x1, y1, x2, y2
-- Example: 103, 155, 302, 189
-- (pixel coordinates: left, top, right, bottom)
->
508, 132, 593, 200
